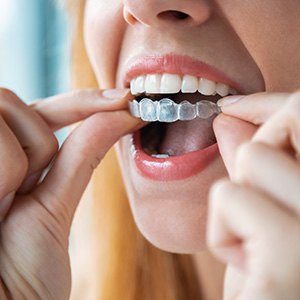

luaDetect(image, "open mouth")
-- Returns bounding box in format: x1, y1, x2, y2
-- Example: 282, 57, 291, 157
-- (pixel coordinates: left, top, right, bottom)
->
129, 73, 237, 157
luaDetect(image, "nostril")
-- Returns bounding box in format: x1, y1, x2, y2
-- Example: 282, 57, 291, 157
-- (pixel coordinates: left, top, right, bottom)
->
157, 10, 190, 21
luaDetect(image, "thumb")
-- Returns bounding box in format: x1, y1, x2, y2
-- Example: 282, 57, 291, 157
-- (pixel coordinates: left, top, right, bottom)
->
31, 110, 143, 226
213, 114, 257, 178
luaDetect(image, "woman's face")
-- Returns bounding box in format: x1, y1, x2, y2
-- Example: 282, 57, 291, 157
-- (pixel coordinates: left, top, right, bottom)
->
84, 0, 300, 253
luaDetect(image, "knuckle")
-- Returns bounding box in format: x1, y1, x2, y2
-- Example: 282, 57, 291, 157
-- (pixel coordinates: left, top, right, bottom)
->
286, 90, 300, 111
210, 179, 230, 203
0, 88, 16, 99
0, 88, 24, 111
0, 88, 20, 103
2, 151, 29, 188
45, 134, 59, 157
36, 134, 59, 163
236, 142, 253, 166
209, 179, 236, 212
235, 142, 261, 181
14, 152, 29, 180
89, 155, 102, 171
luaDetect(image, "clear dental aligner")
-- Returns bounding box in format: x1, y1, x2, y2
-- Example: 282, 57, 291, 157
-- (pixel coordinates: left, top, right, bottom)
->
129, 98, 221, 122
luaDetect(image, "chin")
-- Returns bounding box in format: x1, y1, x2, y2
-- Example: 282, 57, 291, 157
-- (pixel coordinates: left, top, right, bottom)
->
130, 194, 209, 253
115, 140, 226, 254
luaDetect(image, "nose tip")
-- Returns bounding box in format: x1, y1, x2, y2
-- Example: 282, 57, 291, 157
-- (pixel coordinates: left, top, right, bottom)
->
123, 0, 211, 28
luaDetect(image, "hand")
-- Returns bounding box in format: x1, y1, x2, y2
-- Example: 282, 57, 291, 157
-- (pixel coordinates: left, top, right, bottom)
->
0, 88, 142, 300
207, 91, 300, 299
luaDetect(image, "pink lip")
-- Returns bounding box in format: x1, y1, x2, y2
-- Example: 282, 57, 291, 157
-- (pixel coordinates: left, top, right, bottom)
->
131, 131, 220, 181
124, 53, 231, 181
123, 53, 244, 93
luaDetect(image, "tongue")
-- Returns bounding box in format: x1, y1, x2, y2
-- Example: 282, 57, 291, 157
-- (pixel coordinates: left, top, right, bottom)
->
145, 92, 220, 156
158, 117, 216, 156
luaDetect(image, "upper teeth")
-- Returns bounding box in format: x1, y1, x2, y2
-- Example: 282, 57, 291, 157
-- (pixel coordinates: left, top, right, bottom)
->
130, 73, 237, 96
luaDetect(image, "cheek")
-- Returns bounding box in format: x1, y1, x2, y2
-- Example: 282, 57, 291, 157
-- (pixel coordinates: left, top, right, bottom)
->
218, 0, 300, 91
84, 0, 126, 87
126, 166, 225, 254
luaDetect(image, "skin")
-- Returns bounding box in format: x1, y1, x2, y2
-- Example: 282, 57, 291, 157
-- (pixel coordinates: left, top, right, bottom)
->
83, 0, 300, 298
84, 1, 299, 253
84, 0, 264, 254
0, 1, 300, 300
0, 88, 142, 300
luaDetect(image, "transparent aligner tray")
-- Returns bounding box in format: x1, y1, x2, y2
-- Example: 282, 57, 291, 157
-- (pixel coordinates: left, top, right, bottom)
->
129, 98, 221, 122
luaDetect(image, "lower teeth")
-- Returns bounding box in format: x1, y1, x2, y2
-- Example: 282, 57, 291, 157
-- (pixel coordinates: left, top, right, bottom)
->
151, 154, 170, 158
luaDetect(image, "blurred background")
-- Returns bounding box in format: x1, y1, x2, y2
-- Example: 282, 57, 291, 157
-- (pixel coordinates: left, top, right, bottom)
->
0, 0, 70, 143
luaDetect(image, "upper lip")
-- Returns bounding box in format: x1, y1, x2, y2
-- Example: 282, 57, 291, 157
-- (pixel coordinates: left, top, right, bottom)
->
123, 53, 245, 94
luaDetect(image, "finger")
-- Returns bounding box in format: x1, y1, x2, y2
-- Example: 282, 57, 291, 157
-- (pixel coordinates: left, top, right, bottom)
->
0, 89, 58, 183
234, 142, 300, 216
207, 179, 292, 269
253, 91, 300, 155
224, 266, 245, 300
213, 114, 257, 177
0, 115, 28, 219
217, 92, 288, 125
19, 88, 132, 193
31, 110, 144, 227
30, 88, 133, 131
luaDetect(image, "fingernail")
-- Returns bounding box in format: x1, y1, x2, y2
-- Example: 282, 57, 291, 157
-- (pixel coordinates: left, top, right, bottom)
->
102, 88, 130, 100
0, 192, 15, 220
18, 171, 41, 194
217, 95, 245, 107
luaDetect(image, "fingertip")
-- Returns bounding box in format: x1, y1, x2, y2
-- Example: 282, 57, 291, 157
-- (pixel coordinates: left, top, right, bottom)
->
209, 178, 232, 201
213, 114, 257, 176
217, 95, 245, 107
101, 88, 131, 100
217, 92, 288, 126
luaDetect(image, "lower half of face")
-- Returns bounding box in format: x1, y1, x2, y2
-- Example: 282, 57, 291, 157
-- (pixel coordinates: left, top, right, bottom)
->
115, 130, 226, 253
84, 0, 300, 254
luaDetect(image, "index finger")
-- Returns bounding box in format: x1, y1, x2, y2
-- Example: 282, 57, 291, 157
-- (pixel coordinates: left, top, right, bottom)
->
32, 110, 144, 226
217, 92, 288, 125
30, 88, 133, 131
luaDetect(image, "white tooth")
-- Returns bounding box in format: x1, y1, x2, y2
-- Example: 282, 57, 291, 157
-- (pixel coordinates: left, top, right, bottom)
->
157, 98, 178, 122
135, 75, 146, 93
181, 75, 198, 93
130, 78, 137, 95
198, 78, 217, 96
151, 154, 170, 158
178, 100, 196, 120
145, 74, 162, 93
216, 83, 230, 97
160, 73, 181, 94
139, 98, 158, 121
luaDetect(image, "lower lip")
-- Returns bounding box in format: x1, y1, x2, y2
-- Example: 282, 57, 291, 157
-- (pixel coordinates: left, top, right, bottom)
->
131, 130, 220, 181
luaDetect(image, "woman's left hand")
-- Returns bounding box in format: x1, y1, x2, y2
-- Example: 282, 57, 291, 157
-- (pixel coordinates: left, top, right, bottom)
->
207, 91, 300, 299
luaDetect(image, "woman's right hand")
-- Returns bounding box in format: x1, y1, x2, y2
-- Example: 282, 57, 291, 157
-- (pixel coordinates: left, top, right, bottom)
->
0, 88, 142, 300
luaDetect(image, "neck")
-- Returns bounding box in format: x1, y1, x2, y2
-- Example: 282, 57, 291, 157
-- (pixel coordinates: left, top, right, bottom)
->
192, 250, 226, 300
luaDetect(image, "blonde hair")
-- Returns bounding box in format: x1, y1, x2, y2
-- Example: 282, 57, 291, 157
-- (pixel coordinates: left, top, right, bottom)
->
65, 1, 201, 299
